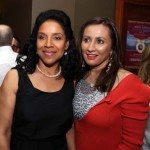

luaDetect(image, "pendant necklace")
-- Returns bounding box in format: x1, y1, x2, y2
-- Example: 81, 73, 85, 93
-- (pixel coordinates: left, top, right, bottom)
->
36, 65, 61, 78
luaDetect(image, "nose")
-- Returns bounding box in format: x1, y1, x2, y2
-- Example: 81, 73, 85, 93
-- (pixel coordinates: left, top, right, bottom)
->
88, 41, 95, 52
45, 38, 53, 48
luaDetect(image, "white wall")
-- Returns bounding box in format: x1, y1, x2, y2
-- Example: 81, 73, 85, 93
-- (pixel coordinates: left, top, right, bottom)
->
74, 0, 115, 36
32, 0, 115, 36
32, 0, 75, 30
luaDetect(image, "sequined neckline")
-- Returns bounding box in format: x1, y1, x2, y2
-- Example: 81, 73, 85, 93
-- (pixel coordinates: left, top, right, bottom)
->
82, 79, 94, 87
73, 79, 106, 119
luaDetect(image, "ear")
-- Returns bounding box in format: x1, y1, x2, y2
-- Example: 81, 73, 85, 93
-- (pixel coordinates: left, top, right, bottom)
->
110, 50, 113, 56
65, 41, 69, 50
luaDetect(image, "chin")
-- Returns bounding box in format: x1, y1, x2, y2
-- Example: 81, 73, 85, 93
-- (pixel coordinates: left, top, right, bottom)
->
86, 63, 98, 67
85, 60, 97, 66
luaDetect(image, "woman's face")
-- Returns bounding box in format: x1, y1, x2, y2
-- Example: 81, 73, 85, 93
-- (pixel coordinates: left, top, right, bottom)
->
81, 24, 112, 70
36, 20, 68, 66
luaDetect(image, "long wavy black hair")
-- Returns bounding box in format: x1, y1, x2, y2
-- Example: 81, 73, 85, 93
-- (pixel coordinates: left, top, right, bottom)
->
17, 9, 81, 80
77, 17, 122, 92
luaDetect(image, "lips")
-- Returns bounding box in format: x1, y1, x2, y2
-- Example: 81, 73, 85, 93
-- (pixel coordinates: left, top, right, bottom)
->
86, 53, 98, 60
43, 50, 56, 57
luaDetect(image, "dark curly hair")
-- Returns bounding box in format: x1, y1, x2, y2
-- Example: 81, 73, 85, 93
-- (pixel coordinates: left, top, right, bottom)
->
77, 17, 122, 92
17, 9, 81, 80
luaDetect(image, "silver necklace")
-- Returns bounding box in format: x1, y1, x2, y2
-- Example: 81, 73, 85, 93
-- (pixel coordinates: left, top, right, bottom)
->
36, 65, 61, 78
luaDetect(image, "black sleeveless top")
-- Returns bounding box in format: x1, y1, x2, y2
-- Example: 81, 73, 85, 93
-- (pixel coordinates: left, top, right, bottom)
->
11, 68, 74, 150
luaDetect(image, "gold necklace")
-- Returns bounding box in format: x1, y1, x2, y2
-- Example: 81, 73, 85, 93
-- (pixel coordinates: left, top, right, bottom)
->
36, 65, 61, 78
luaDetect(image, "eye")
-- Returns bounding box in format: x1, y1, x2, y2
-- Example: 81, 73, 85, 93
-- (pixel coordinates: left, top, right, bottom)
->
82, 37, 90, 43
97, 38, 104, 44
37, 34, 45, 40
54, 36, 62, 40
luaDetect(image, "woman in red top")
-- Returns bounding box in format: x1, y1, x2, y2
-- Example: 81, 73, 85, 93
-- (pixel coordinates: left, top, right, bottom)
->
73, 17, 150, 150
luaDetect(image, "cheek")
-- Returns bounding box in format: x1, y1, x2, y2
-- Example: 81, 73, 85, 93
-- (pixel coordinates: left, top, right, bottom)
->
59, 43, 66, 52
81, 45, 87, 57
81, 42, 86, 51
81, 49, 86, 59
36, 40, 43, 49
98, 46, 111, 56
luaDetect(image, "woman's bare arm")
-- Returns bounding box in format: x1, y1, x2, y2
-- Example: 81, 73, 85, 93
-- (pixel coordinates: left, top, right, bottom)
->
66, 124, 76, 150
0, 69, 18, 150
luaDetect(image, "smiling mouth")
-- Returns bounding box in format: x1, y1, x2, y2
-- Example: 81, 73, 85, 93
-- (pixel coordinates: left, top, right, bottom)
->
86, 54, 97, 60
43, 50, 56, 57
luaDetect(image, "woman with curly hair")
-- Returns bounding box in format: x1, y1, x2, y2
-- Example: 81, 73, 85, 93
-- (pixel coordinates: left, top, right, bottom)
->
0, 9, 80, 150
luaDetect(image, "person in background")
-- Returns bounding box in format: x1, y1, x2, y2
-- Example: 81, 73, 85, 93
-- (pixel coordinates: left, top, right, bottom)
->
11, 35, 21, 53
73, 17, 150, 150
0, 24, 18, 86
138, 44, 150, 86
0, 9, 80, 150
138, 44, 150, 150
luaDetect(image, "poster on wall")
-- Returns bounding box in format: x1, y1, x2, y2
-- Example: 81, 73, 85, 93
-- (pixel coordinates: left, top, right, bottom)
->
125, 20, 150, 68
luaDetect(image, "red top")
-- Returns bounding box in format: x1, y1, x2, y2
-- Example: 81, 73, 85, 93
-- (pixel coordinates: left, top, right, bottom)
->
75, 74, 150, 150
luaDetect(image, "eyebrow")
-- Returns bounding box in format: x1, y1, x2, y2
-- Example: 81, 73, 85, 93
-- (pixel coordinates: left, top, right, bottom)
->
83, 35, 106, 40
38, 32, 64, 36
53, 33, 64, 36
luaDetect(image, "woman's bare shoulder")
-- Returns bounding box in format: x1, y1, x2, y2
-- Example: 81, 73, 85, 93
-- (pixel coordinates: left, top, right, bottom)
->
112, 68, 133, 90
117, 68, 132, 81
4, 69, 18, 82
1, 69, 19, 93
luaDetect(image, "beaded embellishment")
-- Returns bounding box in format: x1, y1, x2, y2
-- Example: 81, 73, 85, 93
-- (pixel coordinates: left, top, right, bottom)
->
73, 79, 106, 119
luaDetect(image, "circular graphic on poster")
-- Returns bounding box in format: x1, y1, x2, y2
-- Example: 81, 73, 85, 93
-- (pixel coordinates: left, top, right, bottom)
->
136, 42, 145, 53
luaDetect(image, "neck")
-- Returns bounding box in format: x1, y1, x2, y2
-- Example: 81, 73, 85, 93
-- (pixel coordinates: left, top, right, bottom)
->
88, 57, 109, 78
36, 64, 61, 78
86, 70, 99, 84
